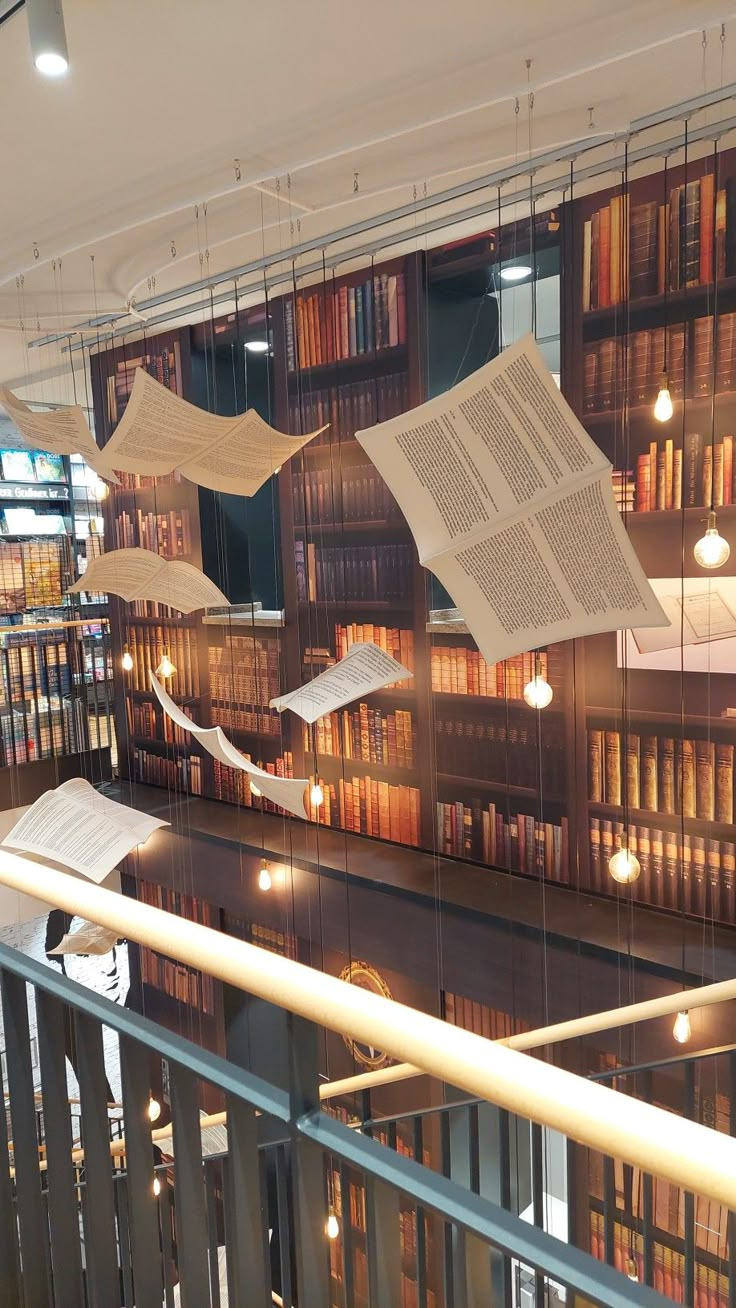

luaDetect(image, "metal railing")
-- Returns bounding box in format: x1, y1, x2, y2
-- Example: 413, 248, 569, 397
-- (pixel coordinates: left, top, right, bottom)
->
0, 938, 677, 1308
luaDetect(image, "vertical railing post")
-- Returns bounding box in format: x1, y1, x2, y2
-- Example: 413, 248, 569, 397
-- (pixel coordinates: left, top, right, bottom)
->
288, 1013, 331, 1307
74, 1011, 121, 1306
119, 1035, 163, 1308
168, 1064, 211, 1307
36, 990, 84, 1305
683, 1060, 696, 1307
0, 986, 20, 1306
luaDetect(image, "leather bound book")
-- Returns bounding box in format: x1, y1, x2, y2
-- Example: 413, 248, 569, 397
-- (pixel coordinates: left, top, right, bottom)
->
588, 729, 603, 803
680, 179, 701, 287
695, 739, 715, 820
677, 738, 696, 817
715, 742, 734, 823
641, 735, 658, 810
658, 736, 675, 813
604, 730, 622, 806
699, 171, 715, 284
726, 177, 736, 276
598, 205, 611, 308
629, 200, 658, 298
626, 733, 641, 809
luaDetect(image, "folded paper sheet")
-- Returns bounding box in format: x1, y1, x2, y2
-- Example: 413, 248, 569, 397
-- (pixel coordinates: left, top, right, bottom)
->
68, 548, 230, 612
271, 641, 412, 724
0, 387, 119, 483
149, 672, 309, 818
49, 921, 120, 956
2, 778, 168, 880
97, 368, 326, 495
356, 335, 667, 664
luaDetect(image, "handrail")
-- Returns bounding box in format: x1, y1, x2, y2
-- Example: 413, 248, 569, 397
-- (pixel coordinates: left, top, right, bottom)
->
2, 851, 736, 1209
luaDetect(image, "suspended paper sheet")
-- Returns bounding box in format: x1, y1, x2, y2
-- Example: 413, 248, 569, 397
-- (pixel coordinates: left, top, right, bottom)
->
356, 334, 667, 664
96, 368, 326, 495
2, 778, 168, 881
148, 672, 309, 819
270, 641, 412, 724
0, 387, 119, 483
68, 548, 229, 612
49, 921, 120, 956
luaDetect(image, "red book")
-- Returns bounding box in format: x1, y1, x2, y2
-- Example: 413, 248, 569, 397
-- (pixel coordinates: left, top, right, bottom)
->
700, 171, 715, 284
723, 434, 733, 505
636, 453, 651, 512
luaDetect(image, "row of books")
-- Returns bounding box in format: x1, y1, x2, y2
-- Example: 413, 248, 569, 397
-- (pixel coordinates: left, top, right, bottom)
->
211, 754, 296, 811
211, 703, 282, 736
430, 647, 552, 699
286, 373, 408, 445
105, 345, 181, 425
0, 636, 72, 703
582, 173, 733, 310
589, 730, 735, 822
208, 635, 281, 705
113, 509, 192, 558
115, 471, 181, 490
589, 819, 735, 921
136, 878, 215, 1014
284, 272, 407, 371
309, 705, 415, 769
632, 432, 736, 512
0, 697, 80, 766
123, 624, 201, 698
434, 716, 564, 793
334, 623, 414, 681
583, 316, 736, 413
125, 698, 194, 747
295, 541, 413, 603
436, 800, 568, 879
589, 1213, 729, 1305
292, 465, 401, 524
306, 774, 421, 845
443, 992, 531, 1040
132, 748, 203, 794
126, 600, 182, 619
0, 539, 66, 611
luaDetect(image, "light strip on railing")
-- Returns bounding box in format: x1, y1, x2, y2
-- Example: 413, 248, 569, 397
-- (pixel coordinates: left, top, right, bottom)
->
2, 851, 736, 1208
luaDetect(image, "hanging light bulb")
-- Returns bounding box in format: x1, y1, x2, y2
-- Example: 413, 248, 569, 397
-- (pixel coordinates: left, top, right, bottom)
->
608, 845, 641, 885
673, 1010, 691, 1044
626, 1255, 639, 1282
258, 858, 272, 891
694, 510, 731, 569
155, 650, 176, 679
153, 1175, 161, 1197
653, 373, 674, 423
250, 781, 262, 798
523, 654, 554, 709
310, 782, 324, 808
326, 1212, 340, 1240
93, 477, 109, 500
148, 1097, 161, 1123
121, 644, 134, 672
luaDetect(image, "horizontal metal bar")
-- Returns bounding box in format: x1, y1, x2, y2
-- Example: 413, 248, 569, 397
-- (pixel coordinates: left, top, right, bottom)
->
0, 940, 291, 1123
300, 1111, 671, 1308
590, 1041, 736, 1082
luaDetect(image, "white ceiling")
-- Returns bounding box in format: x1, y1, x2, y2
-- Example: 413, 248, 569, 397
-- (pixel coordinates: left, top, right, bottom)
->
2, 0, 736, 400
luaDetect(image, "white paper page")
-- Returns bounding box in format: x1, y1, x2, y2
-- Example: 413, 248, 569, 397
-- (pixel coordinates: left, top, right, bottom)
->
2, 784, 166, 880
0, 386, 119, 482
67, 548, 230, 612
49, 922, 120, 956
632, 585, 736, 654
57, 778, 167, 844
427, 471, 667, 664
99, 369, 230, 475
270, 642, 412, 724
148, 673, 309, 818
181, 409, 325, 496
356, 334, 608, 561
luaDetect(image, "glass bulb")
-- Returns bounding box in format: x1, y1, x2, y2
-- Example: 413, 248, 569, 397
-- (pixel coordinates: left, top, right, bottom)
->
93, 477, 109, 500
258, 859, 272, 891
148, 1097, 161, 1123
673, 1010, 691, 1044
250, 781, 262, 798
153, 1175, 161, 1197
326, 1212, 340, 1239
121, 646, 134, 672
310, 782, 324, 807
609, 847, 641, 885
523, 675, 553, 709
626, 1256, 639, 1282
694, 512, 731, 569
653, 377, 674, 423
35, 51, 68, 76
155, 652, 176, 679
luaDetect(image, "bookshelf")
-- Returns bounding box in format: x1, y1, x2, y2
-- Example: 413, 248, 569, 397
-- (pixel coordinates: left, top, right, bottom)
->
566, 143, 736, 924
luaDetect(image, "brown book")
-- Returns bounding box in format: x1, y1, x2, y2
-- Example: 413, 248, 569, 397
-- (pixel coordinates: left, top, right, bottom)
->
630, 328, 650, 404
636, 453, 651, 512
714, 441, 725, 508
716, 187, 727, 280
695, 739, 715, 820
626, 734, 640, 810
589, 729, 603, 802
702, 444, 713, 509
678, 739, 696, 818
656, 448, 666, 511
582, 220, 592, 311
681, 179, 700, 287
672, 447, 683, 511
584, 346, 598, 411
724, 435, 733, 506
715, 743, 734, 823
598, 205, 611, 309
718, 314, 736, 391
630, 201, 658, 298
591, 211, 600, 308
641, 736, 658, 811
669, 184, 682, 290
658, 737, 675, 813
610, 194, 622, 305
657, 203, 668, 295
649, 440, 658, 503
664, 438, 674, 510
700, 171, 715, 284
604, 730, 621, 806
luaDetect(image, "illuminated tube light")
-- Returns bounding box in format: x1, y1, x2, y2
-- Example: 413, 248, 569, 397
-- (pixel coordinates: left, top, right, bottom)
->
673, 1010, 691, 1044
694, 511, 731, 570
608, 846, 641, 885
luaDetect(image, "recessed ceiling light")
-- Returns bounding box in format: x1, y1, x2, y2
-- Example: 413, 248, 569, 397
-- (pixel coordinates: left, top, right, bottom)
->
500, 265, 532, 283
245, 340, 270, 353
